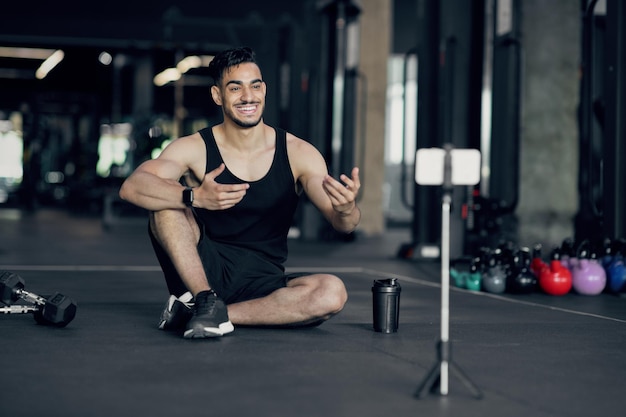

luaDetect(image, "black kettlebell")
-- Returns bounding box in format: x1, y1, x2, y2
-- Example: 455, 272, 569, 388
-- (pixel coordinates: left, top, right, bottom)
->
507, 247, 538, 294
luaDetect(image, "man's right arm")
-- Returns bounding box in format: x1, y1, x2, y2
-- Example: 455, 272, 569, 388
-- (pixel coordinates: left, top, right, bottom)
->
119, 133, 250, 212
119, 134, 201, 211
119, 158, 191, 211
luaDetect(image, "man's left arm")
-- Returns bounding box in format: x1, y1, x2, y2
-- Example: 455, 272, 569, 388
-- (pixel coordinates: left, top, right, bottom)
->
321, 168, 361, 233
289, 134, 361, 234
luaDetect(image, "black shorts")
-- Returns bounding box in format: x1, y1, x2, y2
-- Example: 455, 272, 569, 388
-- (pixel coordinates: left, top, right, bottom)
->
149, 226, 305, 304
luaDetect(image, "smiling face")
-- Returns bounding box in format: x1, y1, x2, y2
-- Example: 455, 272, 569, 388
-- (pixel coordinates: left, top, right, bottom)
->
211, 62, 266, 129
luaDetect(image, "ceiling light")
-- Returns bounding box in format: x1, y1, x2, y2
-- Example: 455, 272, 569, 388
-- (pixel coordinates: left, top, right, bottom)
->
35, 50, 65, 79
176, 55, 214, 73
99, 52, 113, 66
154, 68, 181, 87
0, 47, 57, 60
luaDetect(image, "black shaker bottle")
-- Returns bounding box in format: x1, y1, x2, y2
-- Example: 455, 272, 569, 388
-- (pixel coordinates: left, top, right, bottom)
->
372, 278, 401, 333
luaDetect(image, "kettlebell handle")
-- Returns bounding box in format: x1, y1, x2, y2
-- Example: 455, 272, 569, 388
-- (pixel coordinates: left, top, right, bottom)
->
576, 239, 591, 260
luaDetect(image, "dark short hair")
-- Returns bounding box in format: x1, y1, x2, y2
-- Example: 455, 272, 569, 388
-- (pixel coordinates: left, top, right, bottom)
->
208, 46, 258, 86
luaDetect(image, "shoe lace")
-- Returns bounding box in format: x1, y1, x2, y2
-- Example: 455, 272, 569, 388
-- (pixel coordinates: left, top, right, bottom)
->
195, 294, 218, 316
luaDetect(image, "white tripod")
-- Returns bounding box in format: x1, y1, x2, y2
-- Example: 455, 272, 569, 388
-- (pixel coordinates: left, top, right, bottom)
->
413, 144, 483, 399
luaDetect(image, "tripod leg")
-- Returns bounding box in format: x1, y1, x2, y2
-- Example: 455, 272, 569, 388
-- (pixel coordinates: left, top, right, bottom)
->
414, 362, 441, 398
449, 362, 483, 399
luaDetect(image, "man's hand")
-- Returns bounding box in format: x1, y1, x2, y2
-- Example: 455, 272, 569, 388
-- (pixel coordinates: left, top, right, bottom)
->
195, 163, 250, 210
322, 167, 360, 215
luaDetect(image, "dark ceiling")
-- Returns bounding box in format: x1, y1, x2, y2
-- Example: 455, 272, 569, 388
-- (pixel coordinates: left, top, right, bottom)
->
1, 1, 307, 49
0, 0, 314, 114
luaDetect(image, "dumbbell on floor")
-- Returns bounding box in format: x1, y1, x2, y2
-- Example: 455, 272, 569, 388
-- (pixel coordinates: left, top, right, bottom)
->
0, 271, 77, 327
0, 305, 39, 314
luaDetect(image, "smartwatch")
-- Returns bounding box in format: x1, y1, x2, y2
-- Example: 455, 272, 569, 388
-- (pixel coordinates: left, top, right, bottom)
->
182, 187, 194, 207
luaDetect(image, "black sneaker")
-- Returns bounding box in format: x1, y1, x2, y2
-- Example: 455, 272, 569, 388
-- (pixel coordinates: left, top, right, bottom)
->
158, 292, 194, 330
183, 290, 234, 338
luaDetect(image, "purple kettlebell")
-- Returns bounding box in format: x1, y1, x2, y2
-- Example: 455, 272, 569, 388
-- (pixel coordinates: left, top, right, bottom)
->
571, 241, 606, 296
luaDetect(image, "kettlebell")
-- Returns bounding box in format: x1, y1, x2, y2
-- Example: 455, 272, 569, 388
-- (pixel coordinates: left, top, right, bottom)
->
481, 250, 506, 294
560, 238, 577, 271
450, 267, 466, 289
450, 257, 482, 291
571, 240, 606, 296
507, 247, 537, 294
482, 249, 506, 294
530, 243, 549, 278
606, 239, 626, 293
600, 238, 615, 270
539, 248, 573, 296
465, 257, 482, 291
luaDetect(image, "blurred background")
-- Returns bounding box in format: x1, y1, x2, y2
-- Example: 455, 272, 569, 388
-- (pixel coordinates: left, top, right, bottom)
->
0, 0, 623, 260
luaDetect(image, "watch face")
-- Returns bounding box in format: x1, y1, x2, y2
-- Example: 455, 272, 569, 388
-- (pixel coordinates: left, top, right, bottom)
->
183, 188, 193, 206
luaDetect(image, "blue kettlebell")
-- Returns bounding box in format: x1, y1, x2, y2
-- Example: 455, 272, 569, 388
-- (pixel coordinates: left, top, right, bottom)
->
607, 239, 626, 293
601, 238, 614, 270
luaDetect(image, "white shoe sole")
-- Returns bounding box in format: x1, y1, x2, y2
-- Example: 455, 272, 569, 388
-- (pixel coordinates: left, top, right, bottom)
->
183, 321, 234, 339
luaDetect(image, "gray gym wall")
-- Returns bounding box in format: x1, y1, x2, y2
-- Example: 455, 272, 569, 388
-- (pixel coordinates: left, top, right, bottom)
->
517, 0, 581, 249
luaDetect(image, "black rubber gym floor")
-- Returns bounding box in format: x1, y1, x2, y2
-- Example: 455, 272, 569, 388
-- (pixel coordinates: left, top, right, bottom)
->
1, 209, 625, 417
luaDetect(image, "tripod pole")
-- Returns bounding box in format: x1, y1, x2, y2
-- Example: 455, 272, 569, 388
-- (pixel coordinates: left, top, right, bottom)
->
437, 143, 454, 395
439, 191, 452, 394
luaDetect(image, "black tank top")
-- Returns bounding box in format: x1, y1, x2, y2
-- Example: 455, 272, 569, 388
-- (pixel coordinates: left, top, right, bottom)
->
194, 126, 299, 265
